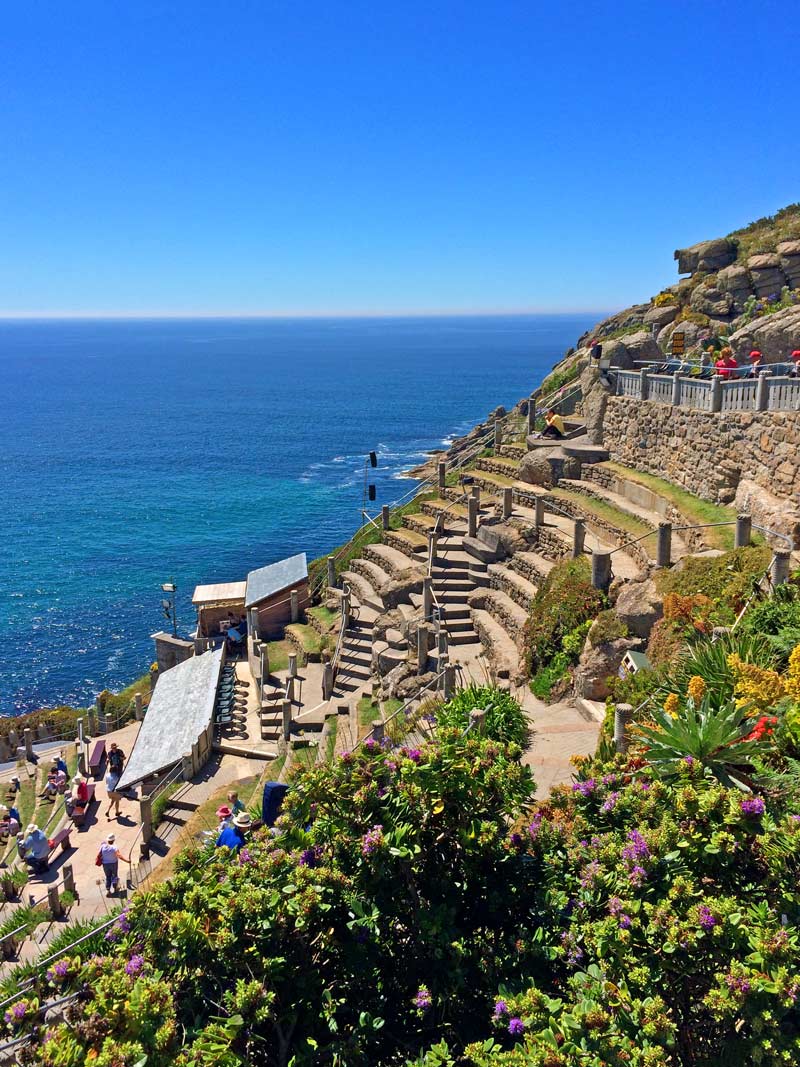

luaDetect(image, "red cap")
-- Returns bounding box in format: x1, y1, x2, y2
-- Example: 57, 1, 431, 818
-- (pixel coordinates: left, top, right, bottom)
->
749, 350, 762, 359
791, 350, 800, 360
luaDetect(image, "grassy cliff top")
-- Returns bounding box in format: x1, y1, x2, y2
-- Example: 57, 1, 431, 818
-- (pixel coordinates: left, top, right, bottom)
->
729, 202, 800, 261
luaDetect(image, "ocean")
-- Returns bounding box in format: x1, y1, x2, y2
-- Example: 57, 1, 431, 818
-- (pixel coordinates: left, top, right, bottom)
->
0, 314, 598, 714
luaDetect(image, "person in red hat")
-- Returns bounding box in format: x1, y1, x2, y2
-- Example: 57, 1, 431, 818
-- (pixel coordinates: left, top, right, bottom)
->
747, 349, 765, 378
789, 350, 800, 378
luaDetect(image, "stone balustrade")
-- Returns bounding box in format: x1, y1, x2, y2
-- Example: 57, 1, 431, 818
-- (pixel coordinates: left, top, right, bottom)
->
614, 369, 800, 413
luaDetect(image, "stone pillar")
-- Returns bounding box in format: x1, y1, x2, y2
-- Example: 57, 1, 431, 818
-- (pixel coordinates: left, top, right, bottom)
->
290, 590, 299, 623
443, 663, 456, 701
572, 519, 586, 559
95, 696, 106, 736
48, 885, 63, 918
502, 487, 512, 520
527, 395, 536, 436
656, 522, 672, 568
438, 619, 448, 655
438, 461, 446, 498
327, 556, 337, 590
467, 496, 478, 538
494, 420, 502, 449
381, 505, 390, 530
260, 646, 269, 690
87, 708, 96, 736
23, 728, 33, 761
62, 865, 75, 897
614, 703, 632, 754
191, 742, 201, 775
140, 795, 153, 844
734, 514, 752, 549
535, 496, 545, 527
755, 371, 769, 412
371, 719, 385, 743
285, 676, 295, 704
428, 530, 438, 565
288, 653, 298, 679
639, 368, 650, 401
771, 549, 792, 587
77, 718, 84, 746
671, 370, 682, 406
322, 662, 334, 701
417, 625, 429, 675
181, 755, 194, 781
422, 576, 433, 620
342, 589, 351, 628
710, 374, 722, 413
591, 551, 612, 593
281, 700, 292, 743
134, 693, 144, 721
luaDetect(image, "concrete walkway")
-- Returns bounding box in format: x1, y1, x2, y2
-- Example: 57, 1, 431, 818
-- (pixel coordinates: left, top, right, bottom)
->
519, 689, 600, 797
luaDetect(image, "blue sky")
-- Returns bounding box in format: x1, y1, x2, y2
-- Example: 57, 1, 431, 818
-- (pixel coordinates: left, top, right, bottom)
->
2, 1, 798, 316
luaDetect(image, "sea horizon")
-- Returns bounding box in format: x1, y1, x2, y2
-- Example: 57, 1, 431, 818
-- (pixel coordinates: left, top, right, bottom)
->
0, 312, 601, 714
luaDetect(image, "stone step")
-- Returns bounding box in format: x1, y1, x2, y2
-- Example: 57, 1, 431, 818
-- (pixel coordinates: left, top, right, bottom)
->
433, 575, 473, 591
403, 512, 438, 535
509, 550, 555, 585
350, 557, 393, 594
436, 589, 472, 603
363, 542, 423, 579
446, 616, 477, 633
421, 499, 470, 523
499, 444, 526, 460
383, 528, 428, 561
447, 627, 480, 645
555, 481, 688, 559
473, 455, 522, 479
471, 609, 519, 676
440, 605, 470, 621
385, 627, 408, 651
479, 588, 528, 641
462, 535, 502, 564
340, 570, 383, 611
488, 563, 538, 611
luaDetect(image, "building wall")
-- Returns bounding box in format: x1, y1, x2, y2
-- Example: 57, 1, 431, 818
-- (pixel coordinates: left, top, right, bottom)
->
253, 579, 311, 638
152, 632, 195, 673
602, 398, 800, 546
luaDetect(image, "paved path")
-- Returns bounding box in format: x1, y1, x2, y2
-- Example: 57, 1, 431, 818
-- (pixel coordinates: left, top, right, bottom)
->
519, 690, 600, 797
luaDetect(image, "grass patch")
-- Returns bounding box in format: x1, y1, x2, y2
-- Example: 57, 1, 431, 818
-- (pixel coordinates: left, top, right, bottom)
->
151, 781, 184, 829
307, 605, 337, 631
729, 203, 800, 261
291, 745, 318, 771
264, 639, 292, 674
1, 767, 36, 866
602, 463, 739, 550
464, 468, 517, 488
382, 698, 403, 717
325, 718, 338, 762
286, 624, 327, 659
358, 696, 380, 728
551, 488, 654, 542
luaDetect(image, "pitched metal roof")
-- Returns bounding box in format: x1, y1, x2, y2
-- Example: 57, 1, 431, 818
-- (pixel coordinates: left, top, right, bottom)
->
245, 552, 308, 608
191, 581, 247, 606
117, 648, 223, 791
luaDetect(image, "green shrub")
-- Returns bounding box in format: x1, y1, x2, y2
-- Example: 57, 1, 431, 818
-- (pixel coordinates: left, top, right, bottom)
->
524, 558, 606, 678
660, 630, 779, 706
588, 609, 628, 647
436, 685, 529, 747
655, 545, 771, 622
741, 585, 800, 665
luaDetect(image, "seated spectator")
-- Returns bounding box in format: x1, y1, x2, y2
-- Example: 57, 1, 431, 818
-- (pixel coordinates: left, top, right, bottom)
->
0, 805, 17, 840
790, 350, 800, 378
216, 811, 251, 852
747, 350, 767, 378
227, 791, 245, 816
55, 753, 68, 776
19, 823, 49, 874
589, 338, 603, 361
540, 409, 565, 439
67, 775, 89, 818
43, 771, 59, 800
715, 347, 738, 379
216, 805, 234, 830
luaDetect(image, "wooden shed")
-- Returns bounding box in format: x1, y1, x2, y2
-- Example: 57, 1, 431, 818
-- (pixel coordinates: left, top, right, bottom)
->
245, 552, 309, 639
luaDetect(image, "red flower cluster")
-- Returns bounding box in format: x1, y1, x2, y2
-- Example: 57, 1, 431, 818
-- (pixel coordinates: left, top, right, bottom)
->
745, 715, 778, 742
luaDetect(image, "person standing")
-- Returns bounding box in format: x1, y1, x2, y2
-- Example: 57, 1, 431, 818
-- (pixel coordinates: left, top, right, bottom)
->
108, 742, 125, 776
104, 766, 123, 819
99, 833, 129, 896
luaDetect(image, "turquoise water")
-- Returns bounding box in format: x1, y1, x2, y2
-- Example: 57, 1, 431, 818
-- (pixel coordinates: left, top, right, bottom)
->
0, 314, 597, 713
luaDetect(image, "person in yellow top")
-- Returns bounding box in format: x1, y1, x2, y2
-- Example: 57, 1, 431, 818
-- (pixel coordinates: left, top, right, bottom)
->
541, 409, 565, 439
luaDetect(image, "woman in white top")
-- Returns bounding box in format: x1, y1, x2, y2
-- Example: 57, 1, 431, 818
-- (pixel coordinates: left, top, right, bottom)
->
99, 833, 130, 896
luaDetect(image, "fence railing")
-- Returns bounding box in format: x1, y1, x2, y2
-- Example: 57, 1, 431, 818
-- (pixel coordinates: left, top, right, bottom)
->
614, 369, 800, 412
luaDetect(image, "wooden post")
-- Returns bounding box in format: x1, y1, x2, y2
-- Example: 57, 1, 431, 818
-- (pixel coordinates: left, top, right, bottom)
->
502, 487, 513, 520
444, 663, 456, 702
438, 461, 446, 498
381, 505, 391, 530
591, 552, 612, 592
428, 530, 438, 564
327, 556, 337, 590
527, 395, 536, 436
288, 653, 298, 679
134, 692, 144, 721
572, 519, 586, 558
614, 703, 632, 754
342, 588, 351, 628
734, 514, 752, 549
281, 700, 292, 743
140, 795, 153, 845
471, 484, 481, 504
422, 577, 433, 620
656, 522, 672, 568
23, 729, 33, 761
371, 719, 385, 743
47, 885, 63, 918
535, 496, 546, 527
671, 370, 682, 406
494, 419, 502, 449
322, 662, 334, 701
417, 625, 429, 675
62, 864, 75, 897
771, 549, 791, 587
468, 496, 478, 538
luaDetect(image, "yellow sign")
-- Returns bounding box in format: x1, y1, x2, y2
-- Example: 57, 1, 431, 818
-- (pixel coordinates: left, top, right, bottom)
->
671, 332, 685, 355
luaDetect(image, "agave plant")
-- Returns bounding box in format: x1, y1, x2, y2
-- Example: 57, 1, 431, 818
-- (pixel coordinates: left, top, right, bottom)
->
634, 693, 769, 788
658, 631, 778, 706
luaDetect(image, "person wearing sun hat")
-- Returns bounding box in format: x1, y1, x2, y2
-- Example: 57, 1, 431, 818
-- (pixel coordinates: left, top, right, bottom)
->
216, 804, 233, 830
216, 810, 250, 852
99, 832, 130, 896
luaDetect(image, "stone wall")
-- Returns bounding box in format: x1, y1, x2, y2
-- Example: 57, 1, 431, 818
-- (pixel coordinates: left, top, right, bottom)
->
602, 398, 800, 545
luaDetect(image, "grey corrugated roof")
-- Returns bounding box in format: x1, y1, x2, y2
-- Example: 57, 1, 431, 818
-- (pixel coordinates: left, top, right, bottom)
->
117, 649, 223, 790
245, 552, 307, 608
192, 581, 247, 605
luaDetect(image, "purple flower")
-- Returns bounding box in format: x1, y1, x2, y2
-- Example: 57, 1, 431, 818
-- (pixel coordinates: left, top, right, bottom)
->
741, 796, 765, 817
508, 1017, 525, 1036
622, 830, 650, 864
699, 905, 716, 930
46, 959, 70, 983
572, 778, 596, 797
602, 773, 617, 786
725, 974, 751, 995
238, 847, 253, 865
105, 907, 131, 942
628, 865, 647, 887
601, 791, 619, 813
4, 1000, 28, 1026
509, 832, 523, 849
299, 845, 322, 867
619, 914, 632, 929
413, 986, 431, 1011
125, 954, 144, 976
361, 825, 384, 856
405, 748, 422, 763
363, 737, 378, 751
608, 895, 623, 916
560, 931, 583, 966
340, 751, 353, 764
579, 860, 602, 888
684, 755, 695, 766
493, 999, 508, 1017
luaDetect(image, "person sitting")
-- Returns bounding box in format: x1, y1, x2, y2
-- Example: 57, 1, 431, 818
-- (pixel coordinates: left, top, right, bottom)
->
19, 823, 50, 874
540, 409, 565, 439
227, 791, 245, 816
55, 753, 68, 776
747, 349, 767, 378
67, 775, 89, 818
789, 350, 800, 378
0, 805, 17, 841
42, 770, 59, 800
8, 806, 20, 835
216, 804, 234, 830
216, 811, 251, 852
715, 347, 738, 379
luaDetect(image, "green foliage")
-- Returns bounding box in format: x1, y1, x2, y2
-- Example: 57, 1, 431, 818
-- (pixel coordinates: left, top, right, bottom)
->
538, 362, 581, 399
635, 694, 767, 787
738, 287, 800, 326
588, 610, 628, 647
741, 584, 800, 665
655, 545, 771, 622
435, 685, 530, 746
729, 202, 800, 261
152, 782, 183, 829
660, 630, 779, 706
608, 666, 662, 711
524, 558, 606, 678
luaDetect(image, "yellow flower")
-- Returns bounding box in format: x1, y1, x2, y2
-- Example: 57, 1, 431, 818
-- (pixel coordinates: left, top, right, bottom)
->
664, 693, 680, 718
727, 653, 785, 711
687, 676, 706, 703
786, 645, 800, 703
